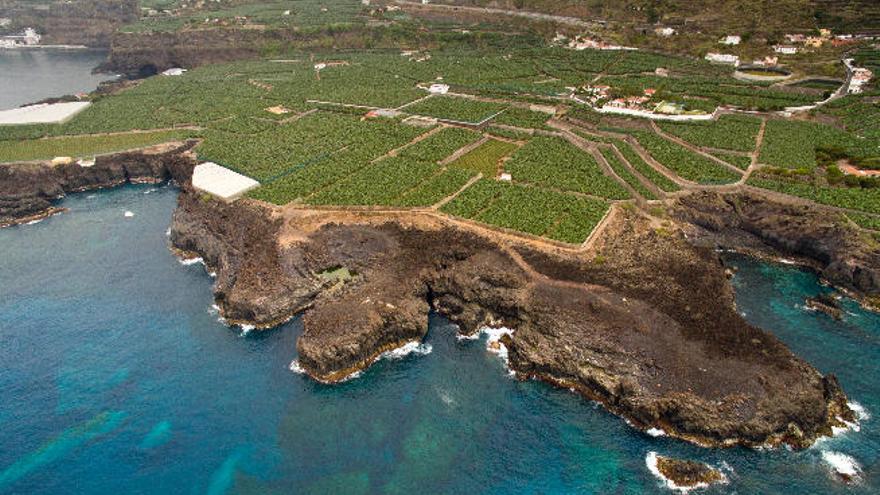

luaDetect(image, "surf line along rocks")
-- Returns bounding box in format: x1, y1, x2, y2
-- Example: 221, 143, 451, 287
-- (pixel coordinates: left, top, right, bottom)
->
170, 188, 857, 450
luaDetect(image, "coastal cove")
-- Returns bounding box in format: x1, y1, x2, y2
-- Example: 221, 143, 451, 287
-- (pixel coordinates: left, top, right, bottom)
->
0, 185, 877, 494
0, 49, 113, 110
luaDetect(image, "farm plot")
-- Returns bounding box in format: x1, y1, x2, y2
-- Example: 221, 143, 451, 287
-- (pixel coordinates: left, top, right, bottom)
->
404, 96, 507, 124
304, 127, 480, 207
197, 111, 422, 182
748, 176, 880, 215
614, 141, 681, 192
708, 150, 752, 170
658, 114, 762, 152
503, 136, 630, 199
599, 147, 657, 200
0, 130, 199, 163
629, 130, 741, 185
759, 119, 877, 170
448, 138, 518, 178
489, 107, 553, 130
440, 179, 610, 243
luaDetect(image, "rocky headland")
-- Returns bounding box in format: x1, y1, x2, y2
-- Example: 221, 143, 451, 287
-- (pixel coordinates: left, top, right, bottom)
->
167, 186, 868, 449
1, 153, 871, 449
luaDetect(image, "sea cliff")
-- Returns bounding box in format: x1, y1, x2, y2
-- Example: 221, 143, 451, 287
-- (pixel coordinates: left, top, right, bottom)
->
0, 141, 197, 227
168, 188, 865, 449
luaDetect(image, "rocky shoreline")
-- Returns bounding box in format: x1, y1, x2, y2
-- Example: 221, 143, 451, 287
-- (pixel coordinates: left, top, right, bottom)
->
0, 141, 198, 228
0, 153, 872, 449
167, 186, 868, 449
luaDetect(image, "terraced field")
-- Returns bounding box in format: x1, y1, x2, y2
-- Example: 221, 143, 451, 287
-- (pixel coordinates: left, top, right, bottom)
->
2, 46, 879, 243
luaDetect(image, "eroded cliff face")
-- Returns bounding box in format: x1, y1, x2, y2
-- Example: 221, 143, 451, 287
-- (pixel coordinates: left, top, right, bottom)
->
0, 141, 197, 227
169, 189, 857, 449
674, 190, 880, 298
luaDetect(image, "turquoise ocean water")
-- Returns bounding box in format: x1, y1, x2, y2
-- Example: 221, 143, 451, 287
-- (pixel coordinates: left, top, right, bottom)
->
0, 185, 877, 494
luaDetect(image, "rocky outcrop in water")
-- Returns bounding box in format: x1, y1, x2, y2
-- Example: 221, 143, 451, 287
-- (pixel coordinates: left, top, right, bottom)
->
650, 454, 726, 489
0, 141, 197, 227
674, 190, 880, 300
169, 191, 857, 449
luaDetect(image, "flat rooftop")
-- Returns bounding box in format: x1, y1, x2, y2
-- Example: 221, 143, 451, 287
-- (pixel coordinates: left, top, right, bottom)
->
191, 162, 260, 202
0, 102, 91, 125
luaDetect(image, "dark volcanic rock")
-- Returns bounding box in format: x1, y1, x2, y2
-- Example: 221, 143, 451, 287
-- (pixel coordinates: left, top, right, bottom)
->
168, 195, 857, 449
675, 190, 880, 298
653, 454, 725, 489
806, 293, 844, 320
0, 141, 197, 227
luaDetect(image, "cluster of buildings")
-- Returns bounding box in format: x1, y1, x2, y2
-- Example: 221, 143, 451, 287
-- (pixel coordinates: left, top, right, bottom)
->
849, 63, 874, 94
0, 28, 41, 49
553, 34, 636, 52
581, 85, 661, 111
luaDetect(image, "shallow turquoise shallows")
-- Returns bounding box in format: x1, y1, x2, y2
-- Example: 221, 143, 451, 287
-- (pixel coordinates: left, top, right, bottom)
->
0, 185, 877, 494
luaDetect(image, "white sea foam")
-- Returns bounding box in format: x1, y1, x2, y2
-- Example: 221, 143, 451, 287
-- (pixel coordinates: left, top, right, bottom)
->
25, 218, 43, 225
849, 401, 870, 421
821, 450, 861, 482
289, 360, 306, 374
438, 388, 455, 406
179, 257, 204, 266
239, 324, 255, 336
645, 452, 725, 493
124, 211, 134, 218
778, 258, 797, 265
646, 427, 667, 437
165, 228, 171, 237
380, 341, 432, 360
459, 326, 517, 375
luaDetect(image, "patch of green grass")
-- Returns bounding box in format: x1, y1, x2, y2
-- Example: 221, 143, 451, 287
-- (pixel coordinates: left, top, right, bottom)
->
0, 130, 198, 163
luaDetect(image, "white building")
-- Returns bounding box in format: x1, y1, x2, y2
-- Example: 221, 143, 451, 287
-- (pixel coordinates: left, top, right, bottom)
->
774, 45, 798, 55
0, 18, 11, 28
161, 67, 187, 76
720, 35, 742, 45
655, 27, 676, 37
192, 162, 260, 202
705, 53, 740, 66
428, 83, 450, 94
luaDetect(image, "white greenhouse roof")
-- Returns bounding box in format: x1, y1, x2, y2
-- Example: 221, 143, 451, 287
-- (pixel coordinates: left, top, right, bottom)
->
192, 162, 260, 201
0, 102, 91, 125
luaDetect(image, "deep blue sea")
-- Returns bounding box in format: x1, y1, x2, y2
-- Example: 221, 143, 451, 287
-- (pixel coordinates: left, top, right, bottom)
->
0, 185, 877, 494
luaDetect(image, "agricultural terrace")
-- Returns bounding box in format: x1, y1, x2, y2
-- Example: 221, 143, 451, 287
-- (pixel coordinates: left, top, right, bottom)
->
1, 47, 878, 241
122, 0, 368, 33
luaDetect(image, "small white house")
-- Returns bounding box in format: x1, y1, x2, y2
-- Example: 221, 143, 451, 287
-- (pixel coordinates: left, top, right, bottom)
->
654, 27, 676, 37
314, 63, 327, 71
500, 173, 512, 181
720, 35, 742, 46
428, 83, 450, 94
161, 67, 187, 76
774, 45, 798, 55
